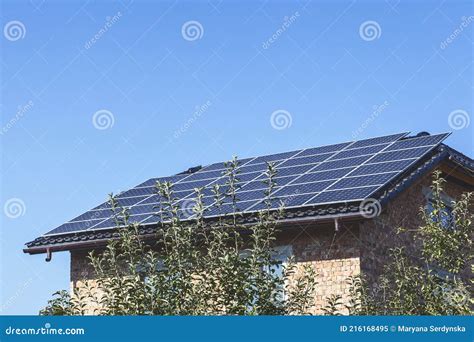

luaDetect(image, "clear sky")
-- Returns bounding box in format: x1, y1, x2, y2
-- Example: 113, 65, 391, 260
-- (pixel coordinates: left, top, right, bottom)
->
1, 0, 472, 315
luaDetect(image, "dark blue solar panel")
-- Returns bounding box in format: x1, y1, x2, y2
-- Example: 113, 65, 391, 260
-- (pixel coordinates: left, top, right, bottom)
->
278, 153, 333, 167
247, 150, 301, 165
297, 168, 354, 183
183, 170, 223, 181
239, 163, 270, 174
89, 213, 152, 230
274, 181, 334, 196
328, 172, 398, 190
297, 142, 351, 157
312, 155, 372, 171
239, 172, 264, 182
350, 159, 414, 176
201, 185, 230, 197
334, 144, 389, 159
349, 132, 408, 148
276, 164, 317, 176
45, 219, 104, 235
306, 186, 378, 204
243, 175, 296, 191
281, 193, 318, 207
205, 200, 259, 216
199, 163, 227, 172
369, 146, 431, 163
135, 175, 186, 188
138, 195, 161, 205
69, 209, 112, 222
42, 132, 452, 236
234, 189, 267, 202
173, 180, 215, 191
200, 158, 253, 172
128, 204, 155, 215
118, 196, 149, 207
385, 133, 449, 151
92, 195, 150, 211
139, 190, 195, 205
89, 217, 115, 229
116, 187, 154, 199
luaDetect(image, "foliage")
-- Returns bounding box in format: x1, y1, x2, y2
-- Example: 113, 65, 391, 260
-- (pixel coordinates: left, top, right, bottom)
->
39, 291, 73, 316
41, 158, 317, 315
40, 167, 473, 316
321, 294, 343, 315
341, 171, 473, 316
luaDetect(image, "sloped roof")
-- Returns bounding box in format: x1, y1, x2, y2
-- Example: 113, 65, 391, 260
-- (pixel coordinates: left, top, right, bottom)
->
24, 132, 473, 254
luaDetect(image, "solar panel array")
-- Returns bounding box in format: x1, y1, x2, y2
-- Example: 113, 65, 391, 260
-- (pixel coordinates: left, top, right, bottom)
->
44, 132, 450, 236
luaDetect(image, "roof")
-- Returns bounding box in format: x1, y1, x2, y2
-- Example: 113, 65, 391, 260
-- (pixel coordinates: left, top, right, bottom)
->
24, 132, 473, 254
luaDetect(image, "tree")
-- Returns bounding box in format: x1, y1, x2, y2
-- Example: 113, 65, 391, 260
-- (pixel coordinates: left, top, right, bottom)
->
343, 171, 473, 316
41, 159, 317, 315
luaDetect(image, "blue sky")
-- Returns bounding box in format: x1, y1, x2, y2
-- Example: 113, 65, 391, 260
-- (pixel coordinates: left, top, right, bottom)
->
1, 0, 472, 314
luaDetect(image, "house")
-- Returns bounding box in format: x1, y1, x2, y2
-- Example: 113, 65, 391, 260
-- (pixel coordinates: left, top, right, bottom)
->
23, 132, 474, 314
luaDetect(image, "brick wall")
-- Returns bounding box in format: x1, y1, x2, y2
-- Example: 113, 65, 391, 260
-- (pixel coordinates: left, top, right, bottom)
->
70, 250, 103, 315
277, 224, 361, 314
359, 169, 469, 281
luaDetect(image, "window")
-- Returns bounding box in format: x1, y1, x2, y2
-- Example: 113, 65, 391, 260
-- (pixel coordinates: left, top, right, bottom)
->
240, 245, 293, 302
423, 187, 455, 229
268, 245, 293, 279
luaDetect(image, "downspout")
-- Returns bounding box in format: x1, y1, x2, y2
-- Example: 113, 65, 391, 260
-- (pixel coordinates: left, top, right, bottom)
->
45, 248, 52, 262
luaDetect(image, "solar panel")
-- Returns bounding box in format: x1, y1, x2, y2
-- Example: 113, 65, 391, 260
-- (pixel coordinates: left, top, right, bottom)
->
328, 172, 397, 190
306, 186, 379, 204
349, 132, 409, 148
385, 133, 449, 150
43, 132, 451, 236
247, 150, 303, 165
278, 153, 334, 167
334, 144, 389, 159
297, 142, 352, 157
296, 168, 355, 183
369, 146, 431, 163
242, 132, 446, 213
350, 159, 413, 176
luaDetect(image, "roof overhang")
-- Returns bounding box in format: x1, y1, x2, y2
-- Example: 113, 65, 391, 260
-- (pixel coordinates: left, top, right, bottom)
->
23, 211, 366, 255
23, 141, 473, 257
